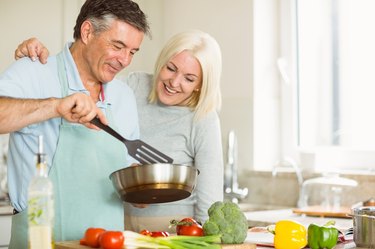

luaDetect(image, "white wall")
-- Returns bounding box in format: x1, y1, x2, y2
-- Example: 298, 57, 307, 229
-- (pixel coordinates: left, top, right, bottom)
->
127, 0, 254, 173
0, 0, 62, 71
0, 0, 254, 174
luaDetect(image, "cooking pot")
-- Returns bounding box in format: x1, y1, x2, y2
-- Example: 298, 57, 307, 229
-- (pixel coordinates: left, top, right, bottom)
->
351, 206, 375, 248
110, 164, 199, 204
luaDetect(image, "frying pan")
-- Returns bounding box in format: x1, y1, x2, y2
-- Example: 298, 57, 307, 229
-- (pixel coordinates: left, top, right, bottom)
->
110, 163, 199, 204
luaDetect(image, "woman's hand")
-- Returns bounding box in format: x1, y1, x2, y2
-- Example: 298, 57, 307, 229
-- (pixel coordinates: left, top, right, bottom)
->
15, 37, 50, 64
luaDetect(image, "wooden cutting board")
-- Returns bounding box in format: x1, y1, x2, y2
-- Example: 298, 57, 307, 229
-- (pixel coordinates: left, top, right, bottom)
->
292, 205, 352, 218
55, 240, 257, 249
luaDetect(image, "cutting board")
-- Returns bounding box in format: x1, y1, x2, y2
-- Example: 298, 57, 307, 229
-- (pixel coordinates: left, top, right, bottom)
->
292, 205, 351, 218
55, 240, 257, 249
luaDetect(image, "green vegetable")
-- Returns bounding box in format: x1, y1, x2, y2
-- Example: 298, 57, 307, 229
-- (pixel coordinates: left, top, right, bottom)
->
308, 220, 339, 249
123, 230, 221, 249
203, 201, 248, 244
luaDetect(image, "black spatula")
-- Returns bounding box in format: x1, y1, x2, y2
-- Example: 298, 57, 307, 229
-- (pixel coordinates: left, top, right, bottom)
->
90, 117, 173, 165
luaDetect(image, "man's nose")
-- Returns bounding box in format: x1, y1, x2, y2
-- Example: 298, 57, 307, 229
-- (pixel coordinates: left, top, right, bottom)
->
118, 52, 132, 68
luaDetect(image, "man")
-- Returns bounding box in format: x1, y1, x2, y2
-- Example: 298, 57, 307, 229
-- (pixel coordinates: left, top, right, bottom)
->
0, 0, 150, 248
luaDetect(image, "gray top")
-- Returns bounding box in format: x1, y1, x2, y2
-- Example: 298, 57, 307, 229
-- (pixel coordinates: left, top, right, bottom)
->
122, 72, 224, 222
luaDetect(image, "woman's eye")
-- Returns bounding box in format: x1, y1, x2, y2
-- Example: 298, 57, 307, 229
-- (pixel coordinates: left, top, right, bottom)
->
186, 77, 195, 83
166, 65, 176, 72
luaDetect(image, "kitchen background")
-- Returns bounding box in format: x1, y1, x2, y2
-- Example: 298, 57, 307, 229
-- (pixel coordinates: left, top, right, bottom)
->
1, 0, 375, 220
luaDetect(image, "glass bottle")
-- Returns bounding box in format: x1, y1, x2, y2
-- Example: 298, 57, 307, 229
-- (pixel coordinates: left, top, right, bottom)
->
28, 135, 54, 249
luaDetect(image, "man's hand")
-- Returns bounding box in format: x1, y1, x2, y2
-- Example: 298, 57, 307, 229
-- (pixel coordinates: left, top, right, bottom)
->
56, 93, 108, 129
15, 37, 50, 64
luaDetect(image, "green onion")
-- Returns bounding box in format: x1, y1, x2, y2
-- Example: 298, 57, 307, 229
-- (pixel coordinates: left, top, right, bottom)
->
123, 230, 222, 249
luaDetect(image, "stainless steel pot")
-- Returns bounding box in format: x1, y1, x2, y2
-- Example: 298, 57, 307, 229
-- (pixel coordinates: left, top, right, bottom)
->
110, 164, 199, 204
351, 206, 375, 248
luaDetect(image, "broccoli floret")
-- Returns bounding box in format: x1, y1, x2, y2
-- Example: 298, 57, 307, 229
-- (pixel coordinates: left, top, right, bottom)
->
203, 201, 248, 244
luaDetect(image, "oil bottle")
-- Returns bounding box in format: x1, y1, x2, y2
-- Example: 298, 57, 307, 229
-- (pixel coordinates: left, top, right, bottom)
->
28, 135, 54, 249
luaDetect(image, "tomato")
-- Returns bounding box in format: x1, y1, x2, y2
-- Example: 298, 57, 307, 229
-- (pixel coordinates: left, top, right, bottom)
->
172, 217, 204, 236
150, 231, 170, 237
140, 229, 152, 236
99, 231, 124, 249
79, 227, 106, 248
139, 229, 169, 237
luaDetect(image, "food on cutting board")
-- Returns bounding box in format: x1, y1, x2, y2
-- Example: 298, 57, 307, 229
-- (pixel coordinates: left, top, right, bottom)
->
203, 201, 248, 244
125, 230, 221, 248
80, 228, 124, 249
170, 217, 204, 236
98, 231, 124, 249
76, 202, 251, 248
307, 221, 339, 249
79, 227, 106, 247
139, 229, 170, 237
79, 227, 221, 249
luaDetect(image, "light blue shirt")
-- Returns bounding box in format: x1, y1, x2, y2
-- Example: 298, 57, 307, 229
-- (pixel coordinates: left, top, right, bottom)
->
0, 43, 140, 211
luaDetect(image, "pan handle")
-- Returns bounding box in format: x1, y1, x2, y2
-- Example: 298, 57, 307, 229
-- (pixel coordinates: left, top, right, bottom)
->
347, 213, 375, 219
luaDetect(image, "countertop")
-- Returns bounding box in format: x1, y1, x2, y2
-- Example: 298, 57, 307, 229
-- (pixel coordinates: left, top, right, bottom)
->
244, 208, 353, 229
244, 209, 357, 249
0, 207, 361, 248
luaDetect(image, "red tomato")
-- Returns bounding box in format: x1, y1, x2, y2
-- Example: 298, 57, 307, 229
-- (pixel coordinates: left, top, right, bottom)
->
99, 231, 124, 249
150, 231, 170, 237
174, 218, 204, 236
140, 229, 152, 236
79, 227, 106, 248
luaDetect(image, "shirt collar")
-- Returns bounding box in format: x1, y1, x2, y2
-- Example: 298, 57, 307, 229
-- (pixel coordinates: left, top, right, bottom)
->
61, 42, 107, 104
61, 42, 84, 92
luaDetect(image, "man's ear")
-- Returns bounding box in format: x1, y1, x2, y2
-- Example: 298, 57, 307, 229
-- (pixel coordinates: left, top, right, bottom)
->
80, 20, 93, 44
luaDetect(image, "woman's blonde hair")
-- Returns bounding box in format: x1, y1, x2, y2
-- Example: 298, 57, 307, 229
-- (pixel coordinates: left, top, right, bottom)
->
148, 30, 222, 120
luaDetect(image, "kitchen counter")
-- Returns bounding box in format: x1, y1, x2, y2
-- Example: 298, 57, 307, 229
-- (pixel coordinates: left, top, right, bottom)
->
244, 209, 353, 229
55, 209, 359, 249
56, 208, 357, 249
244, 209, 358, 249
56, 241, 258, 249
56, 232, 357, 249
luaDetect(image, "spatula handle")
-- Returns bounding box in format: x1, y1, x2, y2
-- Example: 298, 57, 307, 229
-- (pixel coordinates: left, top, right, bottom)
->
90, 117, 126, 143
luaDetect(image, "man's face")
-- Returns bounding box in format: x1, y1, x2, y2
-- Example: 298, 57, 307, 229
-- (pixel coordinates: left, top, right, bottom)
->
83, 20, 144, 84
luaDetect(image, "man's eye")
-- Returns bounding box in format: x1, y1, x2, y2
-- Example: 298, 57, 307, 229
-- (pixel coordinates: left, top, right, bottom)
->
113, 45, 122, 50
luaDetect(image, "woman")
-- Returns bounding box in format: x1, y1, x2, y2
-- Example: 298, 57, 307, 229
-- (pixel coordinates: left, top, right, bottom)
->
15, 30, 224, 232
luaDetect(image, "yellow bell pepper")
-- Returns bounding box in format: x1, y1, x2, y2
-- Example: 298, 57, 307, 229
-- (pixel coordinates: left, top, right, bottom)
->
271, 220, 307, 249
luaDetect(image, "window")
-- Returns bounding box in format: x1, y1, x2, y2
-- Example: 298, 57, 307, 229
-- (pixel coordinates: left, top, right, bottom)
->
254, 0, 375, 172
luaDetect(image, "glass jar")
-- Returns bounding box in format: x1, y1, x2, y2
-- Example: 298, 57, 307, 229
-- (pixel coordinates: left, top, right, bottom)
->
298, 173, 358, 211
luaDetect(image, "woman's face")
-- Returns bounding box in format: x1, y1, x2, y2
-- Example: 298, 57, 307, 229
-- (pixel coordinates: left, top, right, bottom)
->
156, 50, 202, 106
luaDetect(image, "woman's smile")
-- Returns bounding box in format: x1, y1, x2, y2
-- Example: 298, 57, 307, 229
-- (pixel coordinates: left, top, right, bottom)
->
163, 82, 179, 94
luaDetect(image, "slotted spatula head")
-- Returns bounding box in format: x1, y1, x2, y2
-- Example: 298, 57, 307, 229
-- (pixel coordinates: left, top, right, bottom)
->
90, 117, 173, 164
